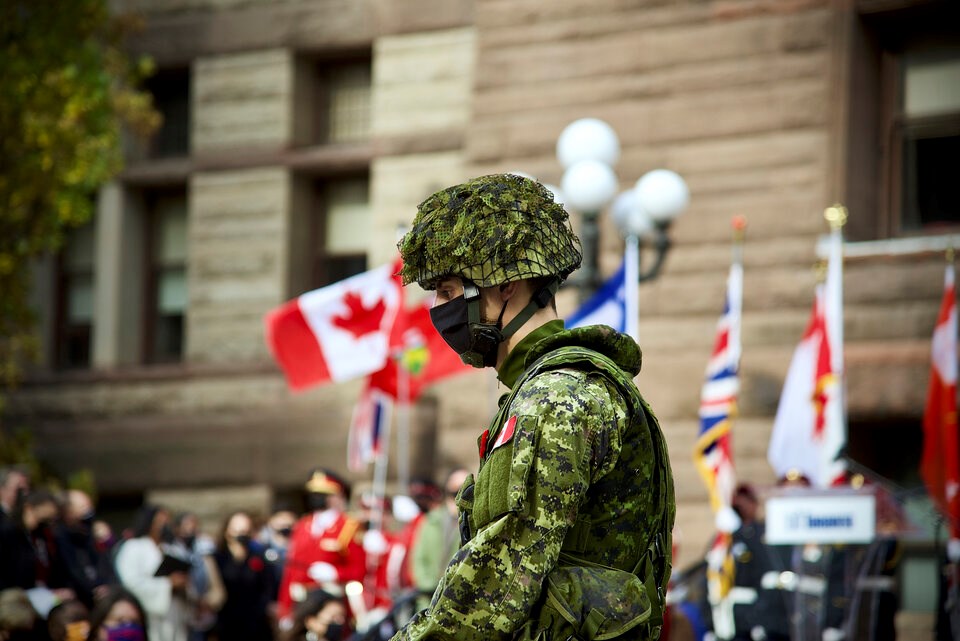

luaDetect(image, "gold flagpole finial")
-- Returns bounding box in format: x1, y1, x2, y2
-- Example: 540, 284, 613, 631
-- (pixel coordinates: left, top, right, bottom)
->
947, 243, 955, 264
824, 204, 848, 230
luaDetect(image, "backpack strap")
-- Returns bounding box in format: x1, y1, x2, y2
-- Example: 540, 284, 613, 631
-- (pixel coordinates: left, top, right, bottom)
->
520, 345, 675, 629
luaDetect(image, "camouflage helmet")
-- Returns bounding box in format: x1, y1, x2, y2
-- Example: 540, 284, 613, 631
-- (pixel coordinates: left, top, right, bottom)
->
398, 174, 582, 290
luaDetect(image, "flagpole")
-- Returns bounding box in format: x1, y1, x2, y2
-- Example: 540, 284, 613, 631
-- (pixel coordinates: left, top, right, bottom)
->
397, 351, 411, 494
824, 204, 848, 480
370, 399, 393, 532
625, 234, 640, 341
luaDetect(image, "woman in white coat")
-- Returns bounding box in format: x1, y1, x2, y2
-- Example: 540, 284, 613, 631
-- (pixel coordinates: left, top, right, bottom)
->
114, 506, 192, 641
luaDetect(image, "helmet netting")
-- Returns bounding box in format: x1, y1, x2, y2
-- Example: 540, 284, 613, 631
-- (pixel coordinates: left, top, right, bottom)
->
398, 174, 583, 290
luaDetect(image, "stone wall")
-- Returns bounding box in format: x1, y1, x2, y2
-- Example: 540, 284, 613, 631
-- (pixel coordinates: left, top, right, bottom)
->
187, 168, 291, 363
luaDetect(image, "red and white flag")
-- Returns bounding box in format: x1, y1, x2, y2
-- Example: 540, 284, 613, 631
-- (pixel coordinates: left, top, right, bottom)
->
368, 299, 472, 403
264, 262, 402, 391
768, 225, 846, 488
921, 262, 960, 537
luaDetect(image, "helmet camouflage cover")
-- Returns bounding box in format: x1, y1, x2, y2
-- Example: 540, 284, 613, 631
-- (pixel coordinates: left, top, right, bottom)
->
398, 174, 583, 290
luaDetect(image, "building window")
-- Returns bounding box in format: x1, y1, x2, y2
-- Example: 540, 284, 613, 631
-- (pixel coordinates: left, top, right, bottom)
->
55, 223, 95, 369
898, 50, 960, 231
145, 67, 190, 158
848, 2, 960, 240
305, 56, 371, 145
312, 176, 369, 288
145, 188, 187, 363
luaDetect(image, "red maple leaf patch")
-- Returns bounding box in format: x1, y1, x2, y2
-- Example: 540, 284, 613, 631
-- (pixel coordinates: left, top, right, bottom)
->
332, 290, 387, 339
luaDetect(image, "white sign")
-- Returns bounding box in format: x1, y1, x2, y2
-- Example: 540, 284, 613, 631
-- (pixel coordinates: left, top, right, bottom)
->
765, 492, 876, 545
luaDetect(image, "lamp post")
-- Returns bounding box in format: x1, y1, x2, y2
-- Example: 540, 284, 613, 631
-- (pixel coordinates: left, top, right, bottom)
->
557, 118, 689, 339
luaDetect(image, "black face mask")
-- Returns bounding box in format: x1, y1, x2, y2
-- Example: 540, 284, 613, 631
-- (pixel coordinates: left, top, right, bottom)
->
429, 284, 506, 369
429, 295, 474, 357
235, 534, 252, 547
324, 622, 345, 641
307, 494, 330, 512
277, 527, 293, 538
160, 525, 176, 543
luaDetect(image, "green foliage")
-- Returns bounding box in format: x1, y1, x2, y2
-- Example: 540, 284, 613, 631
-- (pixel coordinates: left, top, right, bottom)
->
0, 426, 44, 483
0, 0, 159, 388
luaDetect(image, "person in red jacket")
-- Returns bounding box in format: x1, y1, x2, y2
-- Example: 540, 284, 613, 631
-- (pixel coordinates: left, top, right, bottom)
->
277, 469, 366, 628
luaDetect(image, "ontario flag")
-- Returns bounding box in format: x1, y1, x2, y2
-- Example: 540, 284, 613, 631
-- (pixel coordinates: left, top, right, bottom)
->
369, 298, 472, 403
264, 261, 402, 391
347, 295, 472, 471
921, 262, 960, 537
768, 226, 846, 488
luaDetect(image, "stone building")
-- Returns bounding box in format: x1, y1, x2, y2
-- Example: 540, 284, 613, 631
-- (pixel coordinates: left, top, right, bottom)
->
8, 0, 958, 632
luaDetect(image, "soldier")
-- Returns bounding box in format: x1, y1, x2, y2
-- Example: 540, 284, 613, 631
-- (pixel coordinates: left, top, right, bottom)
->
728, 484, 791, 641
390, 173, 676, 641
277, 469, 365, 627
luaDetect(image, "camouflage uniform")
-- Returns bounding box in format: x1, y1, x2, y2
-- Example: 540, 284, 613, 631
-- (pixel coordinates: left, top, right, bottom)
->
392, 174, 675, 641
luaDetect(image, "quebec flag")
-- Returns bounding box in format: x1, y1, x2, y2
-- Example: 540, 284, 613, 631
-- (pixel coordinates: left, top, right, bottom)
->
568, 261, 627, 332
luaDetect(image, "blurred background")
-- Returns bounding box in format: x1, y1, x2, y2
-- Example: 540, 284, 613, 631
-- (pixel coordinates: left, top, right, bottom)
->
2, 0, 959, 637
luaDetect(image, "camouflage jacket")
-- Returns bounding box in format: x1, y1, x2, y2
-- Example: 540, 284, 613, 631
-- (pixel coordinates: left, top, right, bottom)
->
392, 322, 675, 641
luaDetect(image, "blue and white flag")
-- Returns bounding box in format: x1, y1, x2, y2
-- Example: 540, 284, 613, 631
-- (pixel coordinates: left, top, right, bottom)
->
568, 261, 627, 331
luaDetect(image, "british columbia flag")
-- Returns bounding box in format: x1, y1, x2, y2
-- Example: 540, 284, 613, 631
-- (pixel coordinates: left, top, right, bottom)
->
696, 257, 743, 638
696, 260, 742, 514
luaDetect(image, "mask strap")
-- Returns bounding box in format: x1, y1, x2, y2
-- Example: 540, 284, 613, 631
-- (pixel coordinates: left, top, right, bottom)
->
499, 278, 560, 339
464, 281, 483, 326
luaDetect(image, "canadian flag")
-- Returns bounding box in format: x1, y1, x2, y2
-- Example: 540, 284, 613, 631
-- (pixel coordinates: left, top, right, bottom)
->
768, 225, 846, 488
921, 262, 960, 537
264, 262, 402, 391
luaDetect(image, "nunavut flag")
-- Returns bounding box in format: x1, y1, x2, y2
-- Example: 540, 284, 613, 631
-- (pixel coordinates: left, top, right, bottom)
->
264, 262, 402, 391
921, 262, 960, 537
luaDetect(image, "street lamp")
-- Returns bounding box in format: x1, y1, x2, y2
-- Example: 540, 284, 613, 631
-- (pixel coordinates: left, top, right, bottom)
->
557, 118, 689, 339
557, 119, 621, 301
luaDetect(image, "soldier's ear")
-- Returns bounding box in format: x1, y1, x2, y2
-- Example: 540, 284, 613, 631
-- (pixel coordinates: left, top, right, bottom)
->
498, 281, 520, 301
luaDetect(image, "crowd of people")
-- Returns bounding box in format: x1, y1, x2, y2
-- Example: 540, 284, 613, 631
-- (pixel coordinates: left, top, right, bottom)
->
0, 465, 470, 641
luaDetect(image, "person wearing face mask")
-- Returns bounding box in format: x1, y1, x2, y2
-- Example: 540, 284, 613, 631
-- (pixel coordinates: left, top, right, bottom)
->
54, 489, 107, 608
258, 506, 297, 601
409, 469, 469, 611
114, 506, 191, 641
48, 598, 90, 641
212, 511, 273, 641
277, 470, 365, 627
390, 174, 675, 641
172, 512, 224, 641
0, 489, 75, 601
86, 586, 150, 641
284, 590, 349, 641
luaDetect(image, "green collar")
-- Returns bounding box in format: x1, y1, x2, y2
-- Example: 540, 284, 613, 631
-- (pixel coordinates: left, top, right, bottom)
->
496, 319, 565, 388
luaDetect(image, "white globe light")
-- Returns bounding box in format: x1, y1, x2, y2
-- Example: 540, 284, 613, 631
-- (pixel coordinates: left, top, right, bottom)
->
611, 190, 654, 238
541, 183, 566, 207
561, 160, 619, 213
634, 169, 690, 223
556, 118, 621, 169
